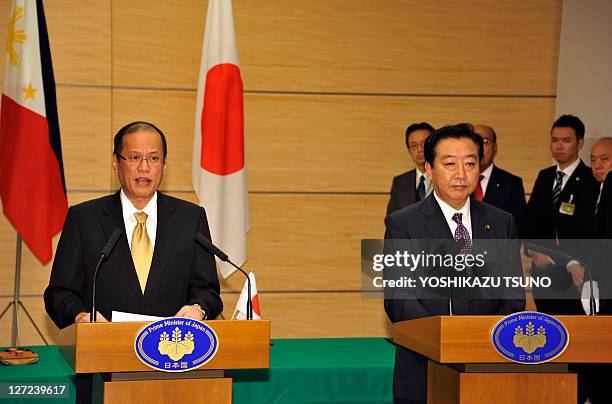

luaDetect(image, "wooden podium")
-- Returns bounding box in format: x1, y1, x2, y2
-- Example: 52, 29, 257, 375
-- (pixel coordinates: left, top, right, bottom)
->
59, 320, 270, 404
393, 316, 612, 404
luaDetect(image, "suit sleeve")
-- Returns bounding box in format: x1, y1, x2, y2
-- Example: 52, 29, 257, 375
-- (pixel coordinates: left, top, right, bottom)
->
525, 172, 544, 239
386, 177, 400, 217
383, 213, 430, 322
44, 207, 87, 329
510, 177, 527, 239
188, 207, 223, 319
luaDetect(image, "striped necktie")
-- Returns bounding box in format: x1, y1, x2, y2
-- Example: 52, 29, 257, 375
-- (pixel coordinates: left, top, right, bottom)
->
132, 211, 152, 293
552, 171, 565, 210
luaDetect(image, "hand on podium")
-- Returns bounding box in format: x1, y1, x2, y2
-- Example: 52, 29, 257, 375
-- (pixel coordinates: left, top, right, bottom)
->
75, 311, 109, 323
530, 251, 554, 269
568, 263, 586, 291
176, 304, 206, 320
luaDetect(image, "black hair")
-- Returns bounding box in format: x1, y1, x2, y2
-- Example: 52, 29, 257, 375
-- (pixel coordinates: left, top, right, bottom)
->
405, 122, 435, 150
551, 114, 585, 140
424, 123, 483, 166
113, 121, 168, 158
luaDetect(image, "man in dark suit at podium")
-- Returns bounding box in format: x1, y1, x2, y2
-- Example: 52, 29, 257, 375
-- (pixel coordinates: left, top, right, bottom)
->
472, 124, 527, 237
45, 121, 222, 327
384, 124, 525, 403
386, 122, 435, 215
45, 122, 223, 404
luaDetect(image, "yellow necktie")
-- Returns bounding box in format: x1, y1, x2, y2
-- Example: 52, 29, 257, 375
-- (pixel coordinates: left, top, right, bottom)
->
132, 211, 152, 293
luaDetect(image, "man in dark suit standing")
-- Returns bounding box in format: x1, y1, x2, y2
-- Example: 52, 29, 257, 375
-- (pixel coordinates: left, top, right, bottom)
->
472, 124, 527, 236
386, 122, 435, 215
384, 124, 525, 404
526, 114, 599, 315
45, 121, 223, 326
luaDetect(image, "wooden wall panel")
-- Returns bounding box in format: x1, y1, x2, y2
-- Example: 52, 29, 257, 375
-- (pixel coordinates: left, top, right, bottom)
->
238, 0, 561, 95
112, 91, 554, 193
246, 94, 555, 193
45, 0, 111, 85
220, 292, 390, 339
58, 87, 112, 190
111, 0, 561, 95
111, 0, 206, 88
0, 297, 60, 346
221, 193, 388, 292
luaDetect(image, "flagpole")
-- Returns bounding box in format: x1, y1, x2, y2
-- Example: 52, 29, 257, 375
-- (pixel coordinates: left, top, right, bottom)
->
11, 235, 22, 345
0, 234, 48, 346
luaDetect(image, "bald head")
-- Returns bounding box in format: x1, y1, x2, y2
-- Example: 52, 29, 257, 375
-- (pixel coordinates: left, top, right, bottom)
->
473, 124, 497, 171
591, 137, 612, 182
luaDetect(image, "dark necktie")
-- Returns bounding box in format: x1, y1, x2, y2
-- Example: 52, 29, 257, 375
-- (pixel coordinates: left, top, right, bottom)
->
473, 175, 485, 202
416, 175, 426, 201
452, 213, 472, 255
552, 171, 565, 210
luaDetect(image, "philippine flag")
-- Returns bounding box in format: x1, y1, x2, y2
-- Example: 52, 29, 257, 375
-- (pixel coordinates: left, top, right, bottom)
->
192, 0, 248, 279
0, 0, 67, 265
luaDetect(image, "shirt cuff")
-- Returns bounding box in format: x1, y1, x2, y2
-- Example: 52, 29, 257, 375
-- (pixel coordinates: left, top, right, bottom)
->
566, 259, 579, 272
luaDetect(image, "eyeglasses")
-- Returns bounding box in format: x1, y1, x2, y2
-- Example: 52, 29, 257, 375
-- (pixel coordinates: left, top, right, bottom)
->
116, 153, 164, 166
408, 141, 426, 150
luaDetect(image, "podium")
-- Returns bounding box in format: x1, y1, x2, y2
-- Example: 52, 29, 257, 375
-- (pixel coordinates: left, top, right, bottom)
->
393, 315, 612, 404
58, 320, 270, 404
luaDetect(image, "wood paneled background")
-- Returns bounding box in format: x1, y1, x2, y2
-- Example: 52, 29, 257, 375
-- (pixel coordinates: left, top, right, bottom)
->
0, 0, 561, 345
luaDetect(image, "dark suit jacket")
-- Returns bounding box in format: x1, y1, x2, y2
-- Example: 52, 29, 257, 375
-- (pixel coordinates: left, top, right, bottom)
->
483, 166, 527, 238
384, 195, 525, 401
594, 172, 612, 238
526, 161, 599, 314
44, 191, 223, 329
386, 169, 417, 216
594, 172, 612, 314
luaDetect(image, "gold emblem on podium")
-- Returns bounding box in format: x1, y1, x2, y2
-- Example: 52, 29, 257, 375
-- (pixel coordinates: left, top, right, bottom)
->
158, 327, 195, 361
513, 321, 546, 354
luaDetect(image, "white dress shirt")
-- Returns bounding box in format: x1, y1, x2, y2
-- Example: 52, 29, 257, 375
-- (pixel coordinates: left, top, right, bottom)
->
415, 168, 433, 195
120, 189, 158, 250
553, 158, 581, 191
479, 164, 494, 197
433, 192, 472, 238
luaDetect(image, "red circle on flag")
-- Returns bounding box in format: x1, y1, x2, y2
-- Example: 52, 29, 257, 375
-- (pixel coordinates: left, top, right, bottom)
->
200, 63, 245, 176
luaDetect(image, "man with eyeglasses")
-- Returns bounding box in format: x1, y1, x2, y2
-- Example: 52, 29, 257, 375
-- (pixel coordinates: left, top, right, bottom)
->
386, 122, 435, 216
45, 121, 223, 327
472, 124, 527, 237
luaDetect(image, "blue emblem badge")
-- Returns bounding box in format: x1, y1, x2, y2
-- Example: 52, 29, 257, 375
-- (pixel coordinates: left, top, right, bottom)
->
491, 311, 569, 364
134, 317, 219, 372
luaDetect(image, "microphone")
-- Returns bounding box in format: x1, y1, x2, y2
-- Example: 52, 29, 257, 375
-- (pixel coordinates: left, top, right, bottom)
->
91, 228, 122, 322
195, 233, 253, 320
526, 242, 597, 316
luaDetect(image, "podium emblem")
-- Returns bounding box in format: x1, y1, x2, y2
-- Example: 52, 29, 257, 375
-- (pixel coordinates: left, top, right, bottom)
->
491, 312, 569, 364
134, 317, 219, 372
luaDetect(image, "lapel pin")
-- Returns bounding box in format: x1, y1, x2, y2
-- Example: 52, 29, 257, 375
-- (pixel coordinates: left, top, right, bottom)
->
485, 224, 491, 230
